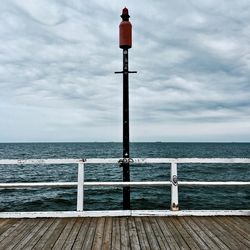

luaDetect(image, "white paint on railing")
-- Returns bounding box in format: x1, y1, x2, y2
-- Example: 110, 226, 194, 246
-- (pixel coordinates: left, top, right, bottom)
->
0, 159, 80, 165
0, 181, 249, 189
1, 158, 250, 165
179, 181, 250, 186
0, 181, 172, 189
82, 181, 172, 186
0, 182, 77, 188
171, 162, 179, 211
77, 163, 84, 212
0, 210, 249, 218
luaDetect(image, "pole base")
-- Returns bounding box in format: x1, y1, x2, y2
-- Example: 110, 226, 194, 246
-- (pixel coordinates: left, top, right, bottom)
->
171, 203, 180, 211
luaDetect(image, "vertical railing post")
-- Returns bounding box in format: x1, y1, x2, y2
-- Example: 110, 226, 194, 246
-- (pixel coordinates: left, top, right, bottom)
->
77, 162, 84, 212
171, 162, 179, 211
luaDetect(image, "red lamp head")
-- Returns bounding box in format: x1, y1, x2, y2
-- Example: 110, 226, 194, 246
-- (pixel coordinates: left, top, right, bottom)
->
119, 7, 132, 49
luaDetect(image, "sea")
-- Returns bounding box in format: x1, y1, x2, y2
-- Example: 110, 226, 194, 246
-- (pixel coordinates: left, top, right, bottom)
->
0, 142, 249, 212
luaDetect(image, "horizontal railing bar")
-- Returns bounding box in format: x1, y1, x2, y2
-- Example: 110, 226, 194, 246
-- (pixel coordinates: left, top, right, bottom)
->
1, 181, 250, 189
0, 182, 77, 188
0, 210, 249, 218
0, 159, 81, 165
131, 158, 250, 164
1, 158, 250, 165
179, 181, 250, 186
85, 181, 172, 186
174, 158, 250, 163
0, 181, 171, 188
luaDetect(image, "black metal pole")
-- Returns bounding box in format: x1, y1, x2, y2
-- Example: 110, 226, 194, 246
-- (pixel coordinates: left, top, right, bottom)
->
123, 48, 130, 209
115, 7, 136, 209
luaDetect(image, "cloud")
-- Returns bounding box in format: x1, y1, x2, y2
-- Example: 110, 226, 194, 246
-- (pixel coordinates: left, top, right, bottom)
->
0, 0, 250, 142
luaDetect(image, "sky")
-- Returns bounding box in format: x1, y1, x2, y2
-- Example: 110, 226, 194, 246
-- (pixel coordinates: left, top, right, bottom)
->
0, 0, 250, 142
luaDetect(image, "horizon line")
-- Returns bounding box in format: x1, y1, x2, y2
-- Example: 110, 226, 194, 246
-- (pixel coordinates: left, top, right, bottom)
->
0, 141, 250, 144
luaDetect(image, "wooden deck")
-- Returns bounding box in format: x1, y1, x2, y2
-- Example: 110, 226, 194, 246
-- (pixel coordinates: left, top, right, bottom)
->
0, 216, 249, 249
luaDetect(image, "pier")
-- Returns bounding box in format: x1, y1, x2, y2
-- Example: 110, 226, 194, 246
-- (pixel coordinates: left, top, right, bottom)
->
0, 216, 249, 249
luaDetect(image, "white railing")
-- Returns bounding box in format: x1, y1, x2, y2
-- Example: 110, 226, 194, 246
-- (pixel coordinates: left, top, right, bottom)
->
0, 158, 250, 218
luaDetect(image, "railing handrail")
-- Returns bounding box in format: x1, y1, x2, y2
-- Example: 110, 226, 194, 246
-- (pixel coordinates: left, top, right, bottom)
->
0, 157, 250, 216
1, 157, 250, 165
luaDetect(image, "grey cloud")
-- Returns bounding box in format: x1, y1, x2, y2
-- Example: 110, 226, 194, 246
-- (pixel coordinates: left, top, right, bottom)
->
0, 0, 250, 142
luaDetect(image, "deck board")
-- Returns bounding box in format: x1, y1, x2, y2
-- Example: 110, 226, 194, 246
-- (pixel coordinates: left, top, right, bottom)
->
149, 217, 170, 249
112, 217, 121, 250
213, 217, 250, 249
169, 217, 200, 250
142, 216, 160, 249
81, 217, 97, 249
92, 217, 105, 250
102, 217, 113, 250
156, 217, 180, 250
0, 216, 249, 249
52, 218, 76, 249
15, 219, 49, 250
24, 218, 55, 250
134, 217, 150, 250
127, 217, 140, 250
192, 217, 229, 250
73, 217, 91, 249
120, 217, 130, 250
164, 217, 190, 249
184, 217, 220, 249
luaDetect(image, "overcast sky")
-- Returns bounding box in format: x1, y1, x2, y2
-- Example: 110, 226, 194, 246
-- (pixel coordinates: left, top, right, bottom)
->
0, 0, 250, 142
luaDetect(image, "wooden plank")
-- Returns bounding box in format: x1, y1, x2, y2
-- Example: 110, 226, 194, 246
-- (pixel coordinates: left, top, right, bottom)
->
211, 217, 245, 249
186, 217, 228, 250
3, 219, 39, 250
221, 217, 250, 244
41, 218, 70, 249
127, 217, 140, 250
0, 219, 17, 237
62, 218, 83, 249
81, 218, 97, 249
163, 217, 190, 249
235, 216, 250, 225
92, 217, 105, 250
183, 217, 220, 250
120, 217, 130, 250
52, 218, 77, 249
14, 219, 48, 250
112, 217, 121, 250
33, 219, 63, 249
73, 218, 91, 249
226, 216, 250, 239
178, 217, 210, 250
133, 217, 150, 250
196, 217, 240, 250
0, 219, 37, 250
192, 217, 229, 250
213, 217, 250, 249
0, 219, 11, 228
141, 217, 160, 249
169, 217, 201, 250
0, 219, 25, 243
21, 218, 55, 250
155, 217, 180, 250
102, 217, 113, 250
148, 217, 171, 249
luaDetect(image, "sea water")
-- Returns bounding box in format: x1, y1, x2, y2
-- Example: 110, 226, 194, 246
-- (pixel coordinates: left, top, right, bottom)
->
0, 142, 249, 211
